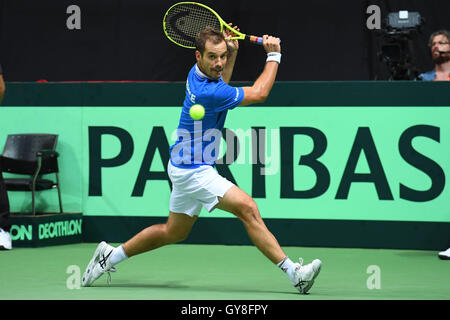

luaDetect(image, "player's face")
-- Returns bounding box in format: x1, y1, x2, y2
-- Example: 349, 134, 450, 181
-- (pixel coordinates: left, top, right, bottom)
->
430, 34, 450, 63
196, 40, 228, 80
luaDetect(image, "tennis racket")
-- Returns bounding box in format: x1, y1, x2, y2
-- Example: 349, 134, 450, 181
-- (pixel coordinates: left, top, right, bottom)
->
163, 2, 266, 49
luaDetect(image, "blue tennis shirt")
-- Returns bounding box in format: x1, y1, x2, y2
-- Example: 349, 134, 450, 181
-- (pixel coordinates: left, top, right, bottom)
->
169, 64, 245, 168
418, 69, 450, 81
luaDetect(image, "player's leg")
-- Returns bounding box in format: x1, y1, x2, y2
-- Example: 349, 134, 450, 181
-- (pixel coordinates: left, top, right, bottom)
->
82, 161, 203, 287
215, 185, 322, 294
122, 211, 197, 257
214, 185, 285, 264
81, 211, 197, 287
119, 162, 202, 259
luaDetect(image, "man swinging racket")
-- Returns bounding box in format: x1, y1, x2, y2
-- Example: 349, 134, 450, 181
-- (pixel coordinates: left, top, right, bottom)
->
81, 24, 322, 294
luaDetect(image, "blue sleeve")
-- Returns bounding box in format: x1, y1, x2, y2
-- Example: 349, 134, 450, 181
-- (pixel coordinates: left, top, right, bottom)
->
419, 70, 435, 81
213, 82, 244, 112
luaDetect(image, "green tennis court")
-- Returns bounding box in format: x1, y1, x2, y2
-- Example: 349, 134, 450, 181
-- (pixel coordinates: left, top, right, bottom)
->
1, 243, 449, 300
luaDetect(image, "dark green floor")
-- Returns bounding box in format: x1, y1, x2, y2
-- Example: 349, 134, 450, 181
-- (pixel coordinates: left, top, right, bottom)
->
1, 243, 449, 300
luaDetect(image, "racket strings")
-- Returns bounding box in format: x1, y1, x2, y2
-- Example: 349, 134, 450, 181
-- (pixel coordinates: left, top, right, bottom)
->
165, 4, 221, 47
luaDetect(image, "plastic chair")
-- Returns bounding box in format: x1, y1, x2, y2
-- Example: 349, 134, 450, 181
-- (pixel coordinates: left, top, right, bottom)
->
0, 134, 63, 215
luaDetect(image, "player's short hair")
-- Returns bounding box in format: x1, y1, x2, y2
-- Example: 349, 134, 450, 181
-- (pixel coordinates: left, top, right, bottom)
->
428, 30, 450, 47
195, 27, 225, 55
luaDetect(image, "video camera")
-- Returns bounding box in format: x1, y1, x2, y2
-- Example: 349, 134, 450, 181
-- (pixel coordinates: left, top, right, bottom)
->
377, 11, 424, 80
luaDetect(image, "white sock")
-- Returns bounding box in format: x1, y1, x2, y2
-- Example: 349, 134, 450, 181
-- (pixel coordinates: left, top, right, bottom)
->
109, 245, 128, 267
277, 256, 297, 284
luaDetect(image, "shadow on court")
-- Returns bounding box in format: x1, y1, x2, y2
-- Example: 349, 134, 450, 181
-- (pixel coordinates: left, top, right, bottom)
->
94, 280, 298, 296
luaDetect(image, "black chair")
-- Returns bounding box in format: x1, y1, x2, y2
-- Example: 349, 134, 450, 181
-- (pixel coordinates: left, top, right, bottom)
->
0, 134, 63, 215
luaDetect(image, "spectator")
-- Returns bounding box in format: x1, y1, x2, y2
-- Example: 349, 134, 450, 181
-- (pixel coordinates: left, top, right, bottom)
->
418, 30, 450, 81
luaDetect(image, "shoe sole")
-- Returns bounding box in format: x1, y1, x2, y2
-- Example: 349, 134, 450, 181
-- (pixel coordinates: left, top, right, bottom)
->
299, 259, 322, 294
438, 255, 450, 260
81, 241, 108, 287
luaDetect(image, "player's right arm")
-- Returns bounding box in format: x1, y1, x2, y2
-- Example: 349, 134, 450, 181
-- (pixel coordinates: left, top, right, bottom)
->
240, 35, 281, 106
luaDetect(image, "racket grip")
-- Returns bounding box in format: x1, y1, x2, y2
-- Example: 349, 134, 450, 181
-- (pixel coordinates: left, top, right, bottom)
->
246, 35, 281, 45
246, 35, 263, 45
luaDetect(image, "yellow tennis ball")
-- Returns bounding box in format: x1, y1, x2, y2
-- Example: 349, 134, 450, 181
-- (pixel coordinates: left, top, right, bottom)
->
189, 104, 205, 120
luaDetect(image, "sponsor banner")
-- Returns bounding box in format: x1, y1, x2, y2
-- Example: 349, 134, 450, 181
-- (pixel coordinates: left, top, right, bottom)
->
1, 106, 449, 222
83, 107, 450, 222
9, 213, 83, 247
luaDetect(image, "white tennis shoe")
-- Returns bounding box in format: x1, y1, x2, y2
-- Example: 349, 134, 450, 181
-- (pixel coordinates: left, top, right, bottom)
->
81, 241, 116, 287
0, 228, 12, 250
292, 258, 322, 294
438, 248, 450, 260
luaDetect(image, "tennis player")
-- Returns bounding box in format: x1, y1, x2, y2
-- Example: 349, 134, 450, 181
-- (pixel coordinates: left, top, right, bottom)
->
82, 26, 322, 294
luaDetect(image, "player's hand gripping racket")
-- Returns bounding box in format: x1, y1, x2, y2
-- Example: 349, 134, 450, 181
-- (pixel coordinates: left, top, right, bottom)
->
163, 2, 268, 49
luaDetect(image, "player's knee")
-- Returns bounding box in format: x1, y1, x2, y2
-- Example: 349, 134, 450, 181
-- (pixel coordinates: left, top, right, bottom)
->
165, 226, 190, 244
175, 231, 189, 243
238, 200, 261, 224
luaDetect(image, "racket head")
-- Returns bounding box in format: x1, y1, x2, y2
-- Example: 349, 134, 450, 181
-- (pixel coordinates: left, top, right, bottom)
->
163, 2, 224, 49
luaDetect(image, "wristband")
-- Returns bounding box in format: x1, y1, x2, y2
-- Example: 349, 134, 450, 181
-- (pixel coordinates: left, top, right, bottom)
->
266, 52, 281, 64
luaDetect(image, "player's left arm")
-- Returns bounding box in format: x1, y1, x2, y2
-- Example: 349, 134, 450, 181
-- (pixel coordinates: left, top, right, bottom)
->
222, 24, 239, 84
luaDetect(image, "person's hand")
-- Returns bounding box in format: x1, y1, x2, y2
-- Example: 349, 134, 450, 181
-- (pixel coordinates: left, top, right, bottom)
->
224, 23, 239, 53
262, 35, 281, 53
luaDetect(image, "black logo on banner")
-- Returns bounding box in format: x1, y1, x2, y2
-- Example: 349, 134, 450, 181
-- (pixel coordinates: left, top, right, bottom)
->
88, 125, 445, 202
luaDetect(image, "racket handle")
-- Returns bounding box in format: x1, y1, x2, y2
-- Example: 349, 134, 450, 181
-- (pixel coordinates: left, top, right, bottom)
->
246, 35, 281, 45
246, 35, 263, 45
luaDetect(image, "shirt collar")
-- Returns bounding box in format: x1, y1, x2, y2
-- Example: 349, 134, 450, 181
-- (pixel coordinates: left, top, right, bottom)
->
195, 64, 221, 81
195, 64, 211, 79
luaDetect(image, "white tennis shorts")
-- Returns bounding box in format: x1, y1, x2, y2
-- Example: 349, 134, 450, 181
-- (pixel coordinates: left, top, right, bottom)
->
168, 161, 235, 217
